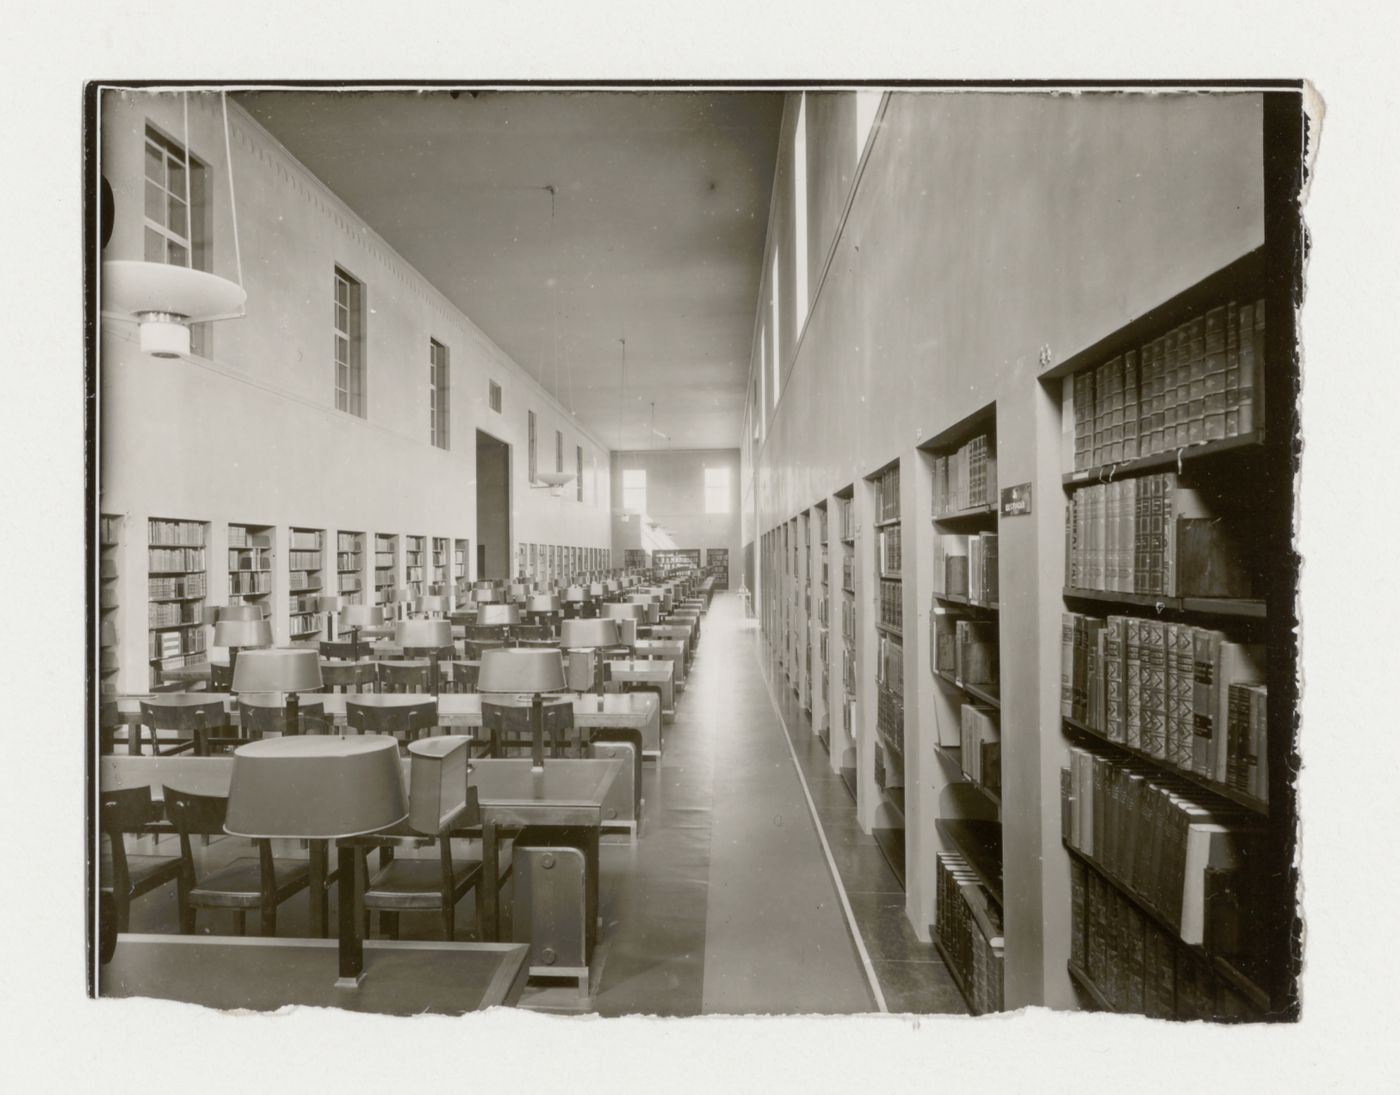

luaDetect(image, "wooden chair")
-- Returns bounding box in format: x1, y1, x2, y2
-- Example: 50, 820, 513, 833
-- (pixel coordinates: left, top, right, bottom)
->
510, 624, 552, 644
363, 793, 487, 942
137, 697, 231, 757
320, 639, 362, 660
463, 624, 508, 644
345, 699, 438, 746
210, 662, 234, 691
377, 659, 432, 694
237, 697, 330, 740
464, 638, 506, 661
320, 659, 376, 693
442, 661, 479, 694
162, 786, 311, 936
100, 785, 180, 932
515, 636, 562, 652
481, 698, 577, 759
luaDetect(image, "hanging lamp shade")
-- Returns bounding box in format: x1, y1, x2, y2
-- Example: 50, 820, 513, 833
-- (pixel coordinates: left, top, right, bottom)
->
102, 260, 247, 358
534, 471, 575, 489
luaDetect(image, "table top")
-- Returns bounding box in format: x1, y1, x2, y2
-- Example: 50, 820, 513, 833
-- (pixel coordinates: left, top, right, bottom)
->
607, 658, 675, 680
100, 754, 623, 812
99, 935, 529, 1014
632, 639, 685, 655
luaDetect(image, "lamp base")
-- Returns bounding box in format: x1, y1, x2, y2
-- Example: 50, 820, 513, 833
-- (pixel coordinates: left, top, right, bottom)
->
334, 972, 367, 990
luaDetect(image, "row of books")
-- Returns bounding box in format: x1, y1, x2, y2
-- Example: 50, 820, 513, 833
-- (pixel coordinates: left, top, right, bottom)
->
339, 575, 362, 593
932, 532, 999, 605
878, 524, 902, 578
874, 463, 901, 523
148, 519, 205, 547
1072, 298, 1265, 472
289, 531, 321, 551
290, 618, 323, 638
288, 550, 321, 570
337, 532, 361, 551
148, 574, 206, 600
841, 555, 855, 590
958, 703, 1001, 795
406, 566, 424, 580
931, 432, 998, 515
877, 633, 904, 696
149, 547, 204, 572
874, 579, 900, 632
1060, 612, 1267, 797
148, 601, 199, 627
289, 593, 321, 614
228, 552, 272, 571
375, 568, 395, 586
100, 515, 121, 544
149, 627, 207, 659
842, 696, 858, 739
228, 527, 271, 549
1070, 859, 1258, 1020
839, 497, 855, 539
1064, 473, 1252, 598
1062, 746, 1262, 948
230, 571, 272, 595
375, 535, 397, 551
936, 851, 1005, 1014
288, 573, 321, 591
374, 551, 396, 567
933, 611, 999, 687
874, 736, 903, 790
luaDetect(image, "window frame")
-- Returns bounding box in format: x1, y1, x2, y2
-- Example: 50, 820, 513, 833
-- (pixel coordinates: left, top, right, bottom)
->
576, 445, 584, 502
528, 410, 538, 483
429, 337, 450, 450
489, 379, 502, 413
333, 266, 366, 418
705, 466, 731, 514
622, 468, 647, 514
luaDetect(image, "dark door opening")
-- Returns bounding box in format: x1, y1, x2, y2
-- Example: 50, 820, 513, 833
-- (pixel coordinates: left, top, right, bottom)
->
475, 429, 511, 580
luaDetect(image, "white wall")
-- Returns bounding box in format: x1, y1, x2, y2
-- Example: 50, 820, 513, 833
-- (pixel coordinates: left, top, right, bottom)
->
610, 449, 740, 587
99, 90, 612, 688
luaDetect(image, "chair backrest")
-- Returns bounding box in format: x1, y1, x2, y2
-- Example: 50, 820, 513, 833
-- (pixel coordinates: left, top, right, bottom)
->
162, 785, 230, 879
605, 681, 664, 705
237, 699, 329, 739
442, 661, 479, 694
403, 644, 455, 662
320, 660, 376, 693
210, 662, 234, 691
100, 785, 157, 886
139, 697, 229, 732
464, 638, 505, 661
510, 624, 552, 644
346, 699, 438, 742
320, 640, 361, 660
377, 659, 432, 694
481, 698, 576, 757
464, 624, 508, 643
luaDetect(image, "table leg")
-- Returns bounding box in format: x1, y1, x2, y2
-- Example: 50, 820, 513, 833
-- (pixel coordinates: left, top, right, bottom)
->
480, 818, 500, 942
335, 841, 365, 987
308, 840, 328, 938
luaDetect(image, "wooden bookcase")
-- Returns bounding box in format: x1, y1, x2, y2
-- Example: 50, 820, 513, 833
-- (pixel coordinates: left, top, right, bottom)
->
431, 536, 449, 595
870, 459, 906, 889
99, 514, 122, 695
813, 501, 830, 751
147, 517, 208, 685
453, 538, 470, 603
374, 533, 398, 616
1043, 243, 1294, 1021
337, 530, 364, 605
287, 527, 325, 640
405, 535, 426, 605
837, 489, 858, 801
227, 523, 274, 611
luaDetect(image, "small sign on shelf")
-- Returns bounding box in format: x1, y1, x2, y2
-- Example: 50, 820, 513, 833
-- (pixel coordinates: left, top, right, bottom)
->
1000, 483, 1032, 517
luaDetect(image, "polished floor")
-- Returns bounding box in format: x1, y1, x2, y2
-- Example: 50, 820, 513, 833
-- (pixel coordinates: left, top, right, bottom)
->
111, 592, 965, 1016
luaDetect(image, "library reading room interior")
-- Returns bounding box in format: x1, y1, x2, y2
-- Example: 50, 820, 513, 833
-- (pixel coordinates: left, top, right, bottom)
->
91, 85, 1303, 1021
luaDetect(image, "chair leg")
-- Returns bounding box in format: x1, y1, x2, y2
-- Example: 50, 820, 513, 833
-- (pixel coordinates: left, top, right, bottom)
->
261, 903, 277, 937
113, 891, 131, 934
441, 903, 454, 942
178, 897, 196, 935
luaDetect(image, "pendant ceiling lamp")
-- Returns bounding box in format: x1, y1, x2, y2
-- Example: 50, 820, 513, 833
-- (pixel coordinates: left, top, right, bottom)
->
102, 90, 247, 358
532, 184, 575, 496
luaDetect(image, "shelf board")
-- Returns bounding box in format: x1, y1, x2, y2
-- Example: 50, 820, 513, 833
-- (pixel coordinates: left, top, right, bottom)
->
1064, 431, 1266, 488
1061, 841, 1272, 1011
932, 503, 997, 526
933, 936, 981, 1016
880, 785, 905, 819
149, 622, 200, 630
935, 670, 1001, 710
936, 818, 1003, 906
1061, 716, 1267, 815
933, 592, 999, 612
1062, 587, 1266, 620
932, 744, 1002, 808
1066, 961, 1115, 1012
839, 537, 856, 545
148, 595, 204, 603
875, 623, 904, 639
874, 517, 902, 528
872, 825, 907, 891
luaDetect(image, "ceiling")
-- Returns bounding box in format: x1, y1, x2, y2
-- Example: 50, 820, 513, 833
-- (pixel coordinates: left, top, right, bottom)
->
237, 89, 783, 452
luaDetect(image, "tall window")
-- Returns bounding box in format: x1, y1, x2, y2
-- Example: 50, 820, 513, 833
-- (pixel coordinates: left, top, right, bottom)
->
623, 469, 646, 513
528, 410, 537, 482
576, 445, 584, 502
769, 249, 781, 407
334, 267, 365, 417
489, 379, 502, 413
794, 93, 809, 332
429, 338, 449, 449
145, 125, 209, 353
705, 466, 731, 514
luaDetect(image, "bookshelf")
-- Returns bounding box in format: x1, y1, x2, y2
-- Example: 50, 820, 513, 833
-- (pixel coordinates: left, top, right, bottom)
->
405, 535, 426, 604
799, 511, 812, 712
706, 547, 729, 589
870, 459, 905, 889
337, 530, 364, 605
1044, 243, 1293, 1020
431, 536, 449, 595
287, 527, 325, 640
147, 517, 208, 685
814, 501, 830, 752
374, 533, 398, 616
99, 514, 122, 695
227, 523, 274, 610
453, 538, 470, 603
837, 489, 858, 801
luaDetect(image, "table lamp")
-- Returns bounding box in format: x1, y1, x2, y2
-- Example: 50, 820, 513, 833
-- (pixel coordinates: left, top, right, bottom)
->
395, 618, 452, 692
224, 733, 406, 988
478, 647, 566, 770
394, 587, 411, 621
213, 617, 273, 679
474, 586, 501, 604
230, 647, 323, 735
628, 594, 661, 625
340, 603, 384, 660
602, 601, 643, 647
509, 582, 531, 602
477, 603, 521, 628
560, 618, 620, 694
418, 594, 449, 618
317, 595, 342, 640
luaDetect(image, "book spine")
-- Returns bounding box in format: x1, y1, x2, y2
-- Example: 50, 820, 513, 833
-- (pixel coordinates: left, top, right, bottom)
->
1124, 617, 1142, 750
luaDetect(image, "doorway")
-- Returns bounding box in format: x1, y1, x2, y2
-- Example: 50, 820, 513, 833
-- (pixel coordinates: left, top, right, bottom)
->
475, 429, 511, 580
